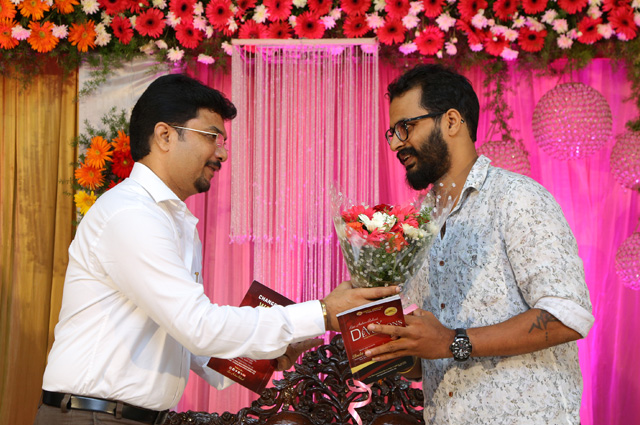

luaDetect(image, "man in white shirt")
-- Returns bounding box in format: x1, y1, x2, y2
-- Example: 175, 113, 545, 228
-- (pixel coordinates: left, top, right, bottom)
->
35, 74, 398, 425
365, 64, 594, 424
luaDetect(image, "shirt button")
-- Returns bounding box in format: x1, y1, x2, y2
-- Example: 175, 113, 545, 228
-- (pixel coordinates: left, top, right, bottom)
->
440, 303, 445, 309
449, 392, 453, 397
439, 260, 445, 266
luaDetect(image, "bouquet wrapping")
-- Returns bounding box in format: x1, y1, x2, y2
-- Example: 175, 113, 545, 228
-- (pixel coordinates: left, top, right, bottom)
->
332, 188, 456, 298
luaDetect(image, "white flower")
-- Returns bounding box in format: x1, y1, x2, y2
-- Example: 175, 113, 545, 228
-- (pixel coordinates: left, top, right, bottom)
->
322, 16, 337, 29
230, 4, 238, 13
399, 42, 418, 55
330, 8, 341, 19
95, 31, 111, 46
289, 15, 297, 27
409, 1, 424, 14
557, 34, 573, 48
11, 25, 31, 40
81, 0, 100, 14
152, 0, 167, 8
635, 12, 640, 26
500, 47, 518, 60
526, 17, 545, 32
617, 32, 628, 41
553, 19, 568, 33
402, 224, 427, 240
292, 0, 307, 7
155, 40, 168, 49
445, 41, 457, 55
253, 4, 269, 23
374, 0, 386, 11
166, 12, 181, 27
222, 41, 234, 55
598, 23, 614, 38
193, 16, 207, 31
541, 9, 558, 24
436, 50, 443, 58
436, 13, 456, 32
632, 0, 640, 8
491, 24, 507, 35
567, 28, 580, 39
140, 41, 156, 54
402, 14, 420, 29
10, 0, 20, 4
194, 1, 204, 15
588, 0, 602, 5
587, 5, 602, 18
167, 47, 184, 62
512, 15, 526, 28
205, 25, 214, 38
227, 17, 238, 33
359, 212, 396, 232
504, 28, 519, 41
101, 11, 112, 25
426, 222, 439, 236
470, 43, 484, 52
130, 15, 137, 28
197, 54, 216, 64
471, 11, 488, 29
366, 13, 385, 29
52, 24, 68, 39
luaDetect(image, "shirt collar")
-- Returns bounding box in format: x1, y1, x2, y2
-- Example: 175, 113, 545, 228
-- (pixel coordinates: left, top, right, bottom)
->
129, 162, 182, 205
449, 155, 492, 215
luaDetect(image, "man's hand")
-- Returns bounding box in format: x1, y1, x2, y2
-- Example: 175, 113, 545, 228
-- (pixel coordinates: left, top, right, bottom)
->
322, 281, 400, 332
275, 338, 323, 371
364, 309, 454, 361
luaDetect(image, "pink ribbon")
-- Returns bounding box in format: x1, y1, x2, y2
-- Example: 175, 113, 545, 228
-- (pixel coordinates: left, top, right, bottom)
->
347, 379, 372, 425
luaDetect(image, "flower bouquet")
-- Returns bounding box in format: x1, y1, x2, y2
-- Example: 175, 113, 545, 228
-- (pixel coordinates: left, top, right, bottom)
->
333, 188, 455, 297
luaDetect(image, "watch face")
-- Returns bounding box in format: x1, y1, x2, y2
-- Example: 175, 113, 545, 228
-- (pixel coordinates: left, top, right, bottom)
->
451, 337, 472, 361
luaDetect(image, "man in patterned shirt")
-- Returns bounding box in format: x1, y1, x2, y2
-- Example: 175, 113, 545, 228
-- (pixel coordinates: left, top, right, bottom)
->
365, 64, 594, 424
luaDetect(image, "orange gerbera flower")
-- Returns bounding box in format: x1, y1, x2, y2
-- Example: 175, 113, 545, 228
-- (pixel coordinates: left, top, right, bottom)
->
0, 0, 17, 19
54, 0, 79, 14
0, 18, 18, 49
18, 0, 49, 20
111, 130, 130, 153
75, 163, 105, 190
68, 20, 96, 52
27, 21, 59, 53
85, 135, 113, 168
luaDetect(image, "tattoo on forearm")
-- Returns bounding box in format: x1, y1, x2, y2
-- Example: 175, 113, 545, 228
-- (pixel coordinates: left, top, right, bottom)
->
528, 310, 559, 341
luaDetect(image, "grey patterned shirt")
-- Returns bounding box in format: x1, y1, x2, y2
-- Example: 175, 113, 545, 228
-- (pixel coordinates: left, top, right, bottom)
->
417, 156, 593, 425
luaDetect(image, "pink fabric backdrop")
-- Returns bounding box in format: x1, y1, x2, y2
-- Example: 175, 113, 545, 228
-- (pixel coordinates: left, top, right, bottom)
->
179, 59, 640, 424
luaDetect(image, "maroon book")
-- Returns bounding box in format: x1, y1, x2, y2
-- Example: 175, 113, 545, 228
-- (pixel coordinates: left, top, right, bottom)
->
337, 294, 414, 385
207, 280, 294, 394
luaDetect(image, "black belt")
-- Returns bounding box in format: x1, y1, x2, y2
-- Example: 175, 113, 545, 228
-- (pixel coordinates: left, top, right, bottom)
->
42, 390, 169, 425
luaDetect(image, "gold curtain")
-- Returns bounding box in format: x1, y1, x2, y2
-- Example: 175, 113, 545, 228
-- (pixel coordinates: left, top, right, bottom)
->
0, 68, 78, 425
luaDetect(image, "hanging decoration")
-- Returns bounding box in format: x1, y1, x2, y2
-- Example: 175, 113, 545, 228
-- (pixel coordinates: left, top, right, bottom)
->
532, 82, 612, 160
616, 221, 640, 291
610, 131, 640, 192
229, 39, 379, 302
478, 140, 531, 176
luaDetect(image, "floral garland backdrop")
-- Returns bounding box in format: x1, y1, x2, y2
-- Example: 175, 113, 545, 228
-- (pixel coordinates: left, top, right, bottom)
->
1, 0, 640, 80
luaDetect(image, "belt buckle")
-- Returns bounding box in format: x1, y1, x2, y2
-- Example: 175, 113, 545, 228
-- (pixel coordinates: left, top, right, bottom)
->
154, 410, 169, 425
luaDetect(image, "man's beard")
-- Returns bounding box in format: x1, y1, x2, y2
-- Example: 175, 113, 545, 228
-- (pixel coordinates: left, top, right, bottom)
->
399, 126, 451, 191
194, 160, 221, 193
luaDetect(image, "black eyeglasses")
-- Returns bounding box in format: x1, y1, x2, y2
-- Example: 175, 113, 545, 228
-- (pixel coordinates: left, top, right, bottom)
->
385, 112, 443, 145
171, 125, 227, 149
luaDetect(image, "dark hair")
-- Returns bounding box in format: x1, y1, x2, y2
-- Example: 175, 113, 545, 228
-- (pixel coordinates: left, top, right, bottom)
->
129, 74, 237, 161
387, 64, 480, 142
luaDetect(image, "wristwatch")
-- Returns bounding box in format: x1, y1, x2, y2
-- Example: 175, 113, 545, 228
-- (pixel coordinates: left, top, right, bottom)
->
449, 328, 472, 362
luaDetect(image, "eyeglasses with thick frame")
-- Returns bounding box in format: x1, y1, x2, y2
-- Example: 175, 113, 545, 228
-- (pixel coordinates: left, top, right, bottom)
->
385, 112, 444, 145
171, 125, 227, 149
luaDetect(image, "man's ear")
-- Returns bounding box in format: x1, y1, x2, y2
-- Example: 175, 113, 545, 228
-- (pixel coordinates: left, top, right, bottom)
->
153, 122, 173, 153
444, 109, 464, 135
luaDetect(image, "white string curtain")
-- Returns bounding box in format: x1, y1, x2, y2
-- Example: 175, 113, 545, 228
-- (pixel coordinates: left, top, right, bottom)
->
230, 39, 379, 302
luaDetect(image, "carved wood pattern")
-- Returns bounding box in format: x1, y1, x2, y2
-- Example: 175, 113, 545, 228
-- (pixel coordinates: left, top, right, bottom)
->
165, 335, 425, 425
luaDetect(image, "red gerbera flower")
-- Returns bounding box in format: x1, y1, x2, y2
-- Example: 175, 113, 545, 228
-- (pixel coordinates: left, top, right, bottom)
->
457, 0, 488, 21
385, 0, 410, 19
169, 0, 194, 20
206, 0, 233, 30
268, 21, 292, 38
107, 179, 121, 190
341, 0, 371, 16
98, 0, 126, 15
517, 26, 546, 51
609, 6, 637, 40
493, 0, 519, 21
415, 25, 444, 55
557, 0, 587, 14
307, 0, 332, 16
136, 8, 166, 38
602, 0, 629, 12
343, 14, 370, 37
111, 151, 134, 179
294, 11, 325, 38
127, 0, 148, 13
520, 0, 546, 14
0, 18, 18, 49
577, 16, 602, 44
484, 32, 509, 56
235, 0, 256, 15
422, 0, 445, 18
264, 0, 293, 21
376, 18, 405, 45
456, 19, 484, 45
238, 19, 268, 38
111, 15, 134, 44
176, 20, 203, 48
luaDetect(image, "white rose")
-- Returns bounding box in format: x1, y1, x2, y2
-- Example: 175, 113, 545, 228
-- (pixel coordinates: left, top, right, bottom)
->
359, 212, 396, 232
402, 224, 426, 239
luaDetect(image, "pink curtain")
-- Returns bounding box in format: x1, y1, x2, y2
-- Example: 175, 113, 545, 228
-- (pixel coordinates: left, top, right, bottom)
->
180, 58, 640, 424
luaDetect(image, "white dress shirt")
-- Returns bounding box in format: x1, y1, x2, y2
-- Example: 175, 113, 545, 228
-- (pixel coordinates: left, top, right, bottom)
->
412, 156, 594, 424
42, 163, 325, 410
